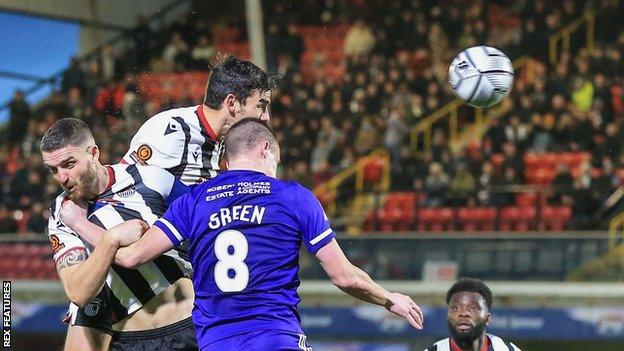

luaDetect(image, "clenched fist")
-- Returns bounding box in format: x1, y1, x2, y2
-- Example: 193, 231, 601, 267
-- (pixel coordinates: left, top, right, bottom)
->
108, 219, 149, 247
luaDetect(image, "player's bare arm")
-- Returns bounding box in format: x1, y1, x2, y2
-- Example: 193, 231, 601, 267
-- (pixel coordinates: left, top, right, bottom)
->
109, 224, 174, 269
316, 238, 424, 329
56, 237, 119, 308
56, 220, 147, 307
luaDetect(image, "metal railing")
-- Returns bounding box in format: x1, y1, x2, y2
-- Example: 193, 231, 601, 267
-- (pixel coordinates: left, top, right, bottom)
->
313, 149, 389, 217
608, 212, 624, 249
549, 10, 595, 65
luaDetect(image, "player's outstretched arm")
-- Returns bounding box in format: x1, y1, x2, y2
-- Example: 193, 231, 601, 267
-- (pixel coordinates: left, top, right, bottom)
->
316, 239, 424, 330
112, 225, 174, 269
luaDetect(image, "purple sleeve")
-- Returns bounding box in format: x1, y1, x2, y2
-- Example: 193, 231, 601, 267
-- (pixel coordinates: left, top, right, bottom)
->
154, 193, 192, 247
295, 186, 335, 254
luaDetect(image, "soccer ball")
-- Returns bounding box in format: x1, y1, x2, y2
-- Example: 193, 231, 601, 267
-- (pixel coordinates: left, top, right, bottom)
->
448, 46, 514, 108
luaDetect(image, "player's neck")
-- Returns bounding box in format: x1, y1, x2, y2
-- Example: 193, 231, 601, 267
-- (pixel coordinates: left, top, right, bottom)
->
93, 164, 111, 197
452, 334, 487, 351
227, 158, 267, 176
201, 104, 226, 138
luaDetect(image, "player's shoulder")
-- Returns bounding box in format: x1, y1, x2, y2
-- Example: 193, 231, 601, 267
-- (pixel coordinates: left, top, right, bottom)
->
487, 333, 522, 351
114, 163, 177, 192
48, 192, 69, 220
121, 163, 172, 179
423, 337, 449, 351
132, 105, 199, 137
275, 178, 310, 194
145, 105, 199, 123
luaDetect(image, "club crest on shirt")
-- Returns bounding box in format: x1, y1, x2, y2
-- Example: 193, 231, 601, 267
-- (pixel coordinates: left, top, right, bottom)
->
85, 297, 103, 316
49, 234, 65, 253
118, 187, 136, 198
137, 144, 153, 162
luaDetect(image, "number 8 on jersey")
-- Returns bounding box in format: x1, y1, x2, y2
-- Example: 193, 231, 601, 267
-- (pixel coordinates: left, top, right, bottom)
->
214, 230, 249, 292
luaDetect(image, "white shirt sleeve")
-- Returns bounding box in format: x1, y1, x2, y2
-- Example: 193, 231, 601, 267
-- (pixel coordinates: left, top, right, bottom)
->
47, 197, 87, 263
122, 112, 186, 170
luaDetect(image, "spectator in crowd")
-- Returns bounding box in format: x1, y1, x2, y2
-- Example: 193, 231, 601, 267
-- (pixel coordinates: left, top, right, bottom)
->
61, 57, 86, 94
450, 163, 476, 206
425, 162, 450, 207
26, 202, 47, 234
0, 206, 18, 234
192, 35, 216, 68
6, 90, 31, 147
344, 19, 376, 57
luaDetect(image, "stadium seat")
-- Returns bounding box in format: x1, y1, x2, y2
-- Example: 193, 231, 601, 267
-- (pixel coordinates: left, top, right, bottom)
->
525, 168, 556, 185
541, 206, 572, 231
363, 210, 378, 231
458, 207, 497, 231
500, 206, 536, 231
362, 158, 385, 185
416, 207, 455, 231
490, 154, 504, 168
523, 153, 541, 168
516, 193, 537, 207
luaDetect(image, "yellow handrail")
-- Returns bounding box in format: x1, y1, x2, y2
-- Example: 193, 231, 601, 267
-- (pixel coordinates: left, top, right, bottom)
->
608, 212, 624, 249
549, 11, 595, 65
314, 149, 389, 216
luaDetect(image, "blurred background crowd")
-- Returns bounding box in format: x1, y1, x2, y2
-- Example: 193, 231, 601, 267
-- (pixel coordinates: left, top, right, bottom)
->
2, 0, 624, 235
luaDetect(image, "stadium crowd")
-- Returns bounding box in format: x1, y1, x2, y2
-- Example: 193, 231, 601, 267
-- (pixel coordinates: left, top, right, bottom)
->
1, 0, 624, 234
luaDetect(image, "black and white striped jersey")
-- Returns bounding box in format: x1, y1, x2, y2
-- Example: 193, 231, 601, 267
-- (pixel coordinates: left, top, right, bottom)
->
424, 334, 522, 351
47, 163, 191, 324
122, 105, 222, 185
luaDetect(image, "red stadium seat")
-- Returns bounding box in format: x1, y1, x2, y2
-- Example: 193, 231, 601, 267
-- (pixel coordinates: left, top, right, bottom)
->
523, 153, 541, 168
363, 210, 378, 231
500, 206, 536, 231
363, 158, 385, 184
491, 154, 504, 168
12, 243, 27, 259
516, 193, 537, 207
541, 153, 558, 167
524, 168, 556, 185
458, 207, 497, 231
541, 206, 572, 231
416, 207, 455, 231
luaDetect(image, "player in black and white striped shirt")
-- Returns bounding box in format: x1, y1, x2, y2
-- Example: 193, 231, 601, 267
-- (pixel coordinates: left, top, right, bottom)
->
43, 119, 196, 350
424, 279, 521, 351
122, 54, 278, 185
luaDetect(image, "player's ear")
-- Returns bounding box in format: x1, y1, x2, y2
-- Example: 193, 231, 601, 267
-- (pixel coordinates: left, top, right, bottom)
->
224, 94, 237, 115
485, 312, 492, 326
260, 141, 270, 159
88, 145, 100, 162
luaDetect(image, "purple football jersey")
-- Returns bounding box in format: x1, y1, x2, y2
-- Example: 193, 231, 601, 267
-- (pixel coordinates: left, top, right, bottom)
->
154, 170, 335, 347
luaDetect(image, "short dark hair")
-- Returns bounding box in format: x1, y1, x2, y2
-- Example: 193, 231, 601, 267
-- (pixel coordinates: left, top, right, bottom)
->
40, 118, 94, 152
204, 54, 279, 109
224, 118, 278, 161
446, 278, 493, 310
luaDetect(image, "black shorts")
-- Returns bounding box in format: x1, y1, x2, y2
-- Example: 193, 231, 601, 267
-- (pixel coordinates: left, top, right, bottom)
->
110, 316, 198, 351
65, 289, 114, 335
